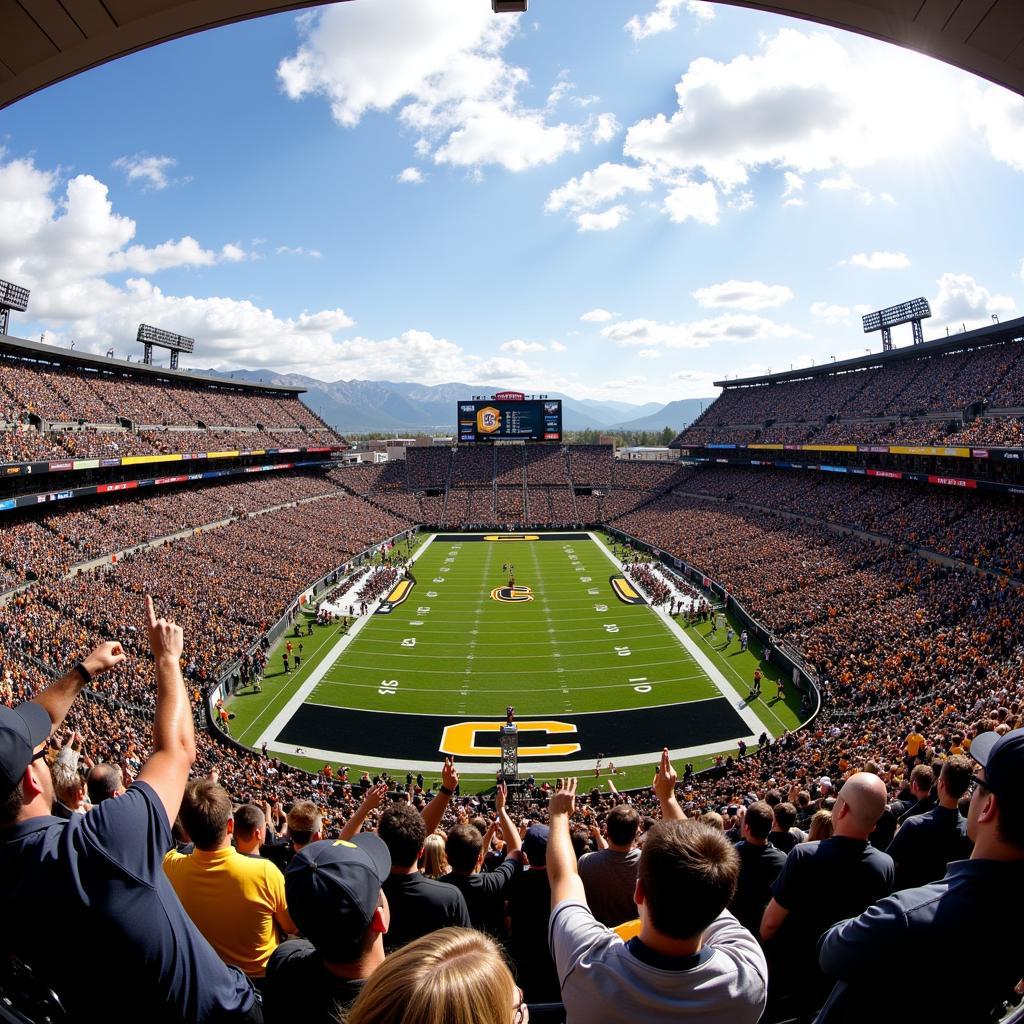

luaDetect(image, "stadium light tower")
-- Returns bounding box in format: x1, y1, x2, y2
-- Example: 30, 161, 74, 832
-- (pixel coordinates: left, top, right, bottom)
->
136, 323, 195, 369
492, 0, 527, 10
0, 278, 30, 337
862, 297, 932, 351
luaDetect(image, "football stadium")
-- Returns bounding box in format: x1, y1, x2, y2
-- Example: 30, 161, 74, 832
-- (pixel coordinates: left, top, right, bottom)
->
1, 2, 1023, 1023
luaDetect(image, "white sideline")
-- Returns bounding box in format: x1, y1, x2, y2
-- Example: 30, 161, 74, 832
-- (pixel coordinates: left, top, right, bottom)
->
588, 532, 763, 742
260, 531, 762, 772
255, 532, 437, 751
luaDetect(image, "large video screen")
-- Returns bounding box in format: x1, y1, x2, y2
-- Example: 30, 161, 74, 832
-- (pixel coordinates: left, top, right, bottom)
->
457, 399, 562, 443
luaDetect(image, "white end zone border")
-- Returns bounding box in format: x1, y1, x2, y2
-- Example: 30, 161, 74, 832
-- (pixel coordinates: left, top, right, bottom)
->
256, 530, 763, 773
255, 531, 438, 751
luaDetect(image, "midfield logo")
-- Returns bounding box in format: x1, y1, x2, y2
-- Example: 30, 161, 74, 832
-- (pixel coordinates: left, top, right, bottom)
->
490, 584, 534, 603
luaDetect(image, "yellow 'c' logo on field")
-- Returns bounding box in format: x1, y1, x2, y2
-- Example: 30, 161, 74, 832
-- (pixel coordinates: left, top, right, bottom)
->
439, 720, 580, 758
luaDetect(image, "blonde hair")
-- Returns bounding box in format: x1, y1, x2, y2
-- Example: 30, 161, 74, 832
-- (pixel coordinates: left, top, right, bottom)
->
346, 928, 515, 1024
420, 832, 450, 878
808, 809, 833, 841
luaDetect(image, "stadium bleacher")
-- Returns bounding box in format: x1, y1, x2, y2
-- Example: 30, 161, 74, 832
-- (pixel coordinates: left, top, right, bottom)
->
674, 335, 1024, 450
2, 345, 1024, 1024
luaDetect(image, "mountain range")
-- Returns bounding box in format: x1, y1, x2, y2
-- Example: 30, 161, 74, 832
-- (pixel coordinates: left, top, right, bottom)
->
198, 369, 715, 434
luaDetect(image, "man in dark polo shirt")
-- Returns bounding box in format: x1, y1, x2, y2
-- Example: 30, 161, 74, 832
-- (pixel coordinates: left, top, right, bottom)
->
262, 835, 391, 1024
767, 801, 800, 854
892, 763, 936, 826
729, 801, 787, 935
885, 755, 973, 889
0, 597, 258, 1023
440, 780, 522, 937
378, 801, 469, 951
760, 772, 893, 1021
818, 729, 1024, 1023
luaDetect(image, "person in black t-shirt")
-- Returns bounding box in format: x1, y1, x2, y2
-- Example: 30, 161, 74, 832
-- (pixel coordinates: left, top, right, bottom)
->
378, 802, 470, 952
886, 755, 974, 890
262, 835, 391, 1024
767, 801, 799, 854
729, 802, 787, 935
440, 781, 523, 938
507, 823, 560, 1002
760, 773, 893, 1022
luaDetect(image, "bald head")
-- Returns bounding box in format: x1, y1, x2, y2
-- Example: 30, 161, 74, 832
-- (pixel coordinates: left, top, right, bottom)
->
835, 773, 888, 837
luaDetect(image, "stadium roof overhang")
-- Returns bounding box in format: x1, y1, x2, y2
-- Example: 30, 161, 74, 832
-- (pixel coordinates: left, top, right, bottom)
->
1, 0, 1023, 111
0, 333, 305, 394
715, 314, 1024, 388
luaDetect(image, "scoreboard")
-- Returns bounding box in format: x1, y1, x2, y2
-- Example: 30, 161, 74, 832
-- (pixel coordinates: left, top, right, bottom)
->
457, 396, 562, 443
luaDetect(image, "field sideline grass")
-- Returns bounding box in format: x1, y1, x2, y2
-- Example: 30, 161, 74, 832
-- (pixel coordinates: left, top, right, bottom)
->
225, 532, 803, 792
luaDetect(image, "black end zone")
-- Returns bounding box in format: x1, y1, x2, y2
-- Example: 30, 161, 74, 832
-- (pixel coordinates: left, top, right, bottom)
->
277, 698, 749, 763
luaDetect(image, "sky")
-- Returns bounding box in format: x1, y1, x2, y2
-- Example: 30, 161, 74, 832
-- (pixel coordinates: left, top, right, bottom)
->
1, 0, 1023, 406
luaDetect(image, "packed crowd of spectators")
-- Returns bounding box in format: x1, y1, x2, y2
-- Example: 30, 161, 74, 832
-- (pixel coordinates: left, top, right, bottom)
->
676, 337, 1024, 450
0, 351, 343, 466
0, 352, 334, 431
0, 472, 339, 587
403, 446, 449, 489
670, 464, 1024, 578
2, 436, 1024, 1019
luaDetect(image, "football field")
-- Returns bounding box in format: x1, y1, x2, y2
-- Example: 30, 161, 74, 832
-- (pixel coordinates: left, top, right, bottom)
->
248, 532, 768, 774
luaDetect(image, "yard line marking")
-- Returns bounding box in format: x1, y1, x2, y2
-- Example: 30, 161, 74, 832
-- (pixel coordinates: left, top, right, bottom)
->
588, 531, 764, 738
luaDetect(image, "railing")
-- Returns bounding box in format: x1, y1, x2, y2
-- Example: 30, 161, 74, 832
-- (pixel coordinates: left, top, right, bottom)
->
604, 525, 822, 728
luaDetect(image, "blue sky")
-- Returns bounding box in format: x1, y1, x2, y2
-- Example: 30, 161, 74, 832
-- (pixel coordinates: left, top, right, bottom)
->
1, 0, 1023, 404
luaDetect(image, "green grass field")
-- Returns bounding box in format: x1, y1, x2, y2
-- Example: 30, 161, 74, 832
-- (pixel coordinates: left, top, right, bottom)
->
226, 532, 802, 791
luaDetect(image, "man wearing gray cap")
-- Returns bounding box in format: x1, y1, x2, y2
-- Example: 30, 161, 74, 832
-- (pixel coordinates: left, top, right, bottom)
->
817, 728, 1024, 1022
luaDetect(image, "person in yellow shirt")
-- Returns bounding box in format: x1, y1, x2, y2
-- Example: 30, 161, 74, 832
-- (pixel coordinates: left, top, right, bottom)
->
164, 778, 296, 981
904, 725, 926, 767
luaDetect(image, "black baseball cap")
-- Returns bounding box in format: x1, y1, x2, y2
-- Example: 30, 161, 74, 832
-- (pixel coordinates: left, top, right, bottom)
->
0, 703, 51, 800
970, 728, 1024, 803
285, 834, 391, 962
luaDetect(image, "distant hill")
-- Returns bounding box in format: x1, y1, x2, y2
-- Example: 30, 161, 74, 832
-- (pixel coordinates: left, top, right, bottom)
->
608, 398, 716, 432
196, 369, 681, 433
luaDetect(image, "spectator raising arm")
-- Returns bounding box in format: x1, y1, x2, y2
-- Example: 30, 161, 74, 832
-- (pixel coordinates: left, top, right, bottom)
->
340, 781, 388, 840
422, 756, 459, 837
653, 747, 686, 821
494, 781, 522, 858
136, 594, 195, 826
548, 778, 587, 908
31, 642, 125, 734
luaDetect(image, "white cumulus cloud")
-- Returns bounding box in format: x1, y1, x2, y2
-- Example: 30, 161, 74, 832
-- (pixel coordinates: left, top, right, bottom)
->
693, 280, 794, 311
626, 0, 714, 40
397, 167, 424, 184
593, 112, 621, 144
112, 154, 181, 191
578, 205, 629, 232
278, 0, 588, 173
500, 339, 547, 353
844, 251, 910, 270
663, 180, 718, 225
601, 314, 804, 348
545, 162, 653, 213
581, 308, 617, 322
929, 272, 1016, 336
968, 84, 1024, 172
